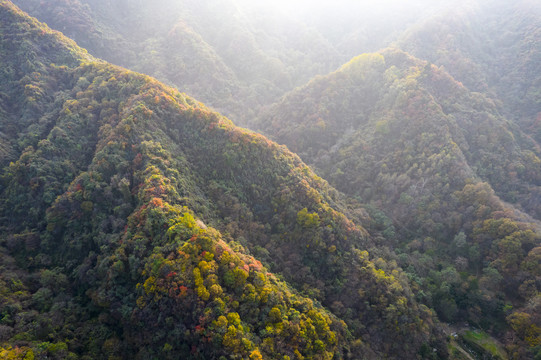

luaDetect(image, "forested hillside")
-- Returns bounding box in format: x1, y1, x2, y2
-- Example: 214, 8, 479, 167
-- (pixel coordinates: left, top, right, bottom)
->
10, 0, 345, 124
13, 0, 539, 134
11, 0, 454, 127
0, 2, 447, 359
396, 0, 541, 139
258, 49, 541, 359
2, 0, 541, 359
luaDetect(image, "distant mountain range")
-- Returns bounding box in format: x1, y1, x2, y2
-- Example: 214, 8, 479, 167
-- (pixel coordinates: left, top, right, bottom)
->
10, 0, 455, 126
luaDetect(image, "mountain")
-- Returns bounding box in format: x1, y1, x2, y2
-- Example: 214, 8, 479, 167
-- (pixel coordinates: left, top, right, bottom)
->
257, 49, 541, 359
3, 0, 541, 358
10, 0, 345, 125
10, 0, 456, 129
0, 2, 446, 359
396, 0, 541, 140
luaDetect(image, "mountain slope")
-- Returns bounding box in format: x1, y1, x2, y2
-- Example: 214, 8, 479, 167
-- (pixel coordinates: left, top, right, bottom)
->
11, 0, 343, 125
258, 49, 541, 359
0, 2, 445, 359
10, 0, 461, 130
396, 0, 541, 140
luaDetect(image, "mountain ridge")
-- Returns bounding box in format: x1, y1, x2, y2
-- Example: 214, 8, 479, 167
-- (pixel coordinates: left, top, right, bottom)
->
2, 0, 541, 358
0, 2, 445, 358
257, 47, 541, 358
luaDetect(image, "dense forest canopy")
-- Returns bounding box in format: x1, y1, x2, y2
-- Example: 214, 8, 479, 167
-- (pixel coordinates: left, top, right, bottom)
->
1, 0, 540, 359
258, 48, 541, 358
